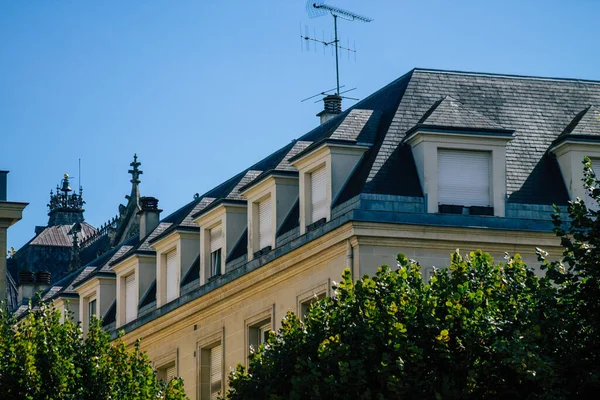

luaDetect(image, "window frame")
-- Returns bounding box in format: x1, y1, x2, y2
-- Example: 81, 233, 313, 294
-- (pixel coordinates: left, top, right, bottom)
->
437, 148, 493, 213
297, 280, 329, 321
197, 330, 224, 400
244, 306, 275, 367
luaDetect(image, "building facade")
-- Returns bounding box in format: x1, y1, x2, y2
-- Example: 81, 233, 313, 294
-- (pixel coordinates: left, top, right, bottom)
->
22, 68, 600, 399
0, 170, 27, 310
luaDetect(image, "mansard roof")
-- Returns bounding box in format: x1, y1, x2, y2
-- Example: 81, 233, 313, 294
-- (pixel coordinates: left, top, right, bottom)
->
121, 68, 600, 266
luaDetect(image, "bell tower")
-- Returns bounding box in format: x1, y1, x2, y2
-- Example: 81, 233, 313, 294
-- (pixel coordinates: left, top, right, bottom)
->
47, 173, 86, 226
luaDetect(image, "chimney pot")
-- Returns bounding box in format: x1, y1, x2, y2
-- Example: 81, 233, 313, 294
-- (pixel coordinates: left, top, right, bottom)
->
140, 196, 159, 210
19, 269, 35, 284
36, 271, 51, 285
138, 197, 162, 238
317, 94, 342, 124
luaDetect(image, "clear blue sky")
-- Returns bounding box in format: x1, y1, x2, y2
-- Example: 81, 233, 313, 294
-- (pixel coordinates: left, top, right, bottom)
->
2, 0, 599, 249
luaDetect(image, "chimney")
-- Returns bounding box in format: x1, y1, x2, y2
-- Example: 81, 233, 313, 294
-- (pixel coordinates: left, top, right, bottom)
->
18, 270, 36, 303
316, 94, 342, 124
36, 270, 51, 293
138, 196, 161, 238
0, 170, 7, 201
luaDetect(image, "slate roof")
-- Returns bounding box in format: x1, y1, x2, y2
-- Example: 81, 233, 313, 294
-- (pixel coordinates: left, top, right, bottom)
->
26, 235, 140, 310
558, 105, 600, 139
416, 96, 508, 131
355, 69, 600, 205
30, 222, 96, 247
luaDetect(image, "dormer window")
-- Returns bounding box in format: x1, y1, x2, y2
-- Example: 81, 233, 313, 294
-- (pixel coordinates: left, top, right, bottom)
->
405, 97, 513, 216
195, 200, 247, 284
290, 139, 368, 234
437, 149, 492, 215
584, 158, 600, 211
309, 165, 327, 225
165, 249, 178, 303
210, 225, 222, 278
124, 273, 136, 323
257, 196, 273, 251
88, 297, 97, 324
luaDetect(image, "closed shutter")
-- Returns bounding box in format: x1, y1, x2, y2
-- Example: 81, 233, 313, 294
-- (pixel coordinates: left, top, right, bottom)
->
166, 250, 177, 303
125, 274, 136, 323
258, 197, 272, 250
210, 345, 222, 400
210, 225, 222, 253
438, 149, 491, 207
310, 166, 327, 223
166, 364, 176, 382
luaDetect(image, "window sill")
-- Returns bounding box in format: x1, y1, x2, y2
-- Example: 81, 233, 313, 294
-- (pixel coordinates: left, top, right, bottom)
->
253, 246, 272, 258
438, 204, 494, 216
306, 218, 326, 232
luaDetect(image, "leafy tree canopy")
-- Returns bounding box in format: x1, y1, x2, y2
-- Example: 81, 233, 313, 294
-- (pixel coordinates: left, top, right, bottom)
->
227, 158, 600, 400
0, 301, 188, 400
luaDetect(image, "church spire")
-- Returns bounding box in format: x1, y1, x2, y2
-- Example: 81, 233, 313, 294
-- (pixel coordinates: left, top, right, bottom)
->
129, 153, 143, 186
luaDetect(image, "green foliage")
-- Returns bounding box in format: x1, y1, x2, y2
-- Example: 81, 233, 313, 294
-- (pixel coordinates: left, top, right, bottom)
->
0, 301, 188, 400
226, 158, 600, 399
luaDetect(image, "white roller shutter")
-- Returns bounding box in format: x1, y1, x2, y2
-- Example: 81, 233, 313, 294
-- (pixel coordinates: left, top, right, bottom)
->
210, 225, 222, 253
166, 364, 176, 382
310, 166, 327, 223
166, 250, 177, 303
438, 149, 491, 207
258, 197, 272, 250
125, 274, 136, 323
210, 344, 222, 400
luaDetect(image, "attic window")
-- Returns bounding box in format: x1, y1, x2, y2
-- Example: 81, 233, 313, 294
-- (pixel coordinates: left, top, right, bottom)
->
437, 149, 492, 215
210, 225, 222, 277
258, 196, 272, 251
165, 249, 178, 303
88, 297, 97, 325
124, 273, 136, 323
585, 158, 600, 211
309, 166, 327, 224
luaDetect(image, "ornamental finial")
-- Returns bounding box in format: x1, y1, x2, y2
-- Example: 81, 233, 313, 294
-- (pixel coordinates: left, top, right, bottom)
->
128, 153, 143, 185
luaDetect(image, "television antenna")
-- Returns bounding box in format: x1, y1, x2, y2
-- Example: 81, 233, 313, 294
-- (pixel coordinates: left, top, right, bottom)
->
304, 0, 372, 98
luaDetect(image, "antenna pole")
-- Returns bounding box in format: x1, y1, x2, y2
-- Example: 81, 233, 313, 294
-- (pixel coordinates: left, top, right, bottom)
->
78, 158, 81, 191
334, 14, 340, 95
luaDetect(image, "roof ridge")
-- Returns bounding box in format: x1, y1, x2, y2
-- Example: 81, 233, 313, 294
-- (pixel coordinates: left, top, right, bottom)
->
413, 68, 600, 85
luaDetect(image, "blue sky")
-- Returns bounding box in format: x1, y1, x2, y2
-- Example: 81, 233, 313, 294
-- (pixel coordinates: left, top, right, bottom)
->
2, 0, 599, 249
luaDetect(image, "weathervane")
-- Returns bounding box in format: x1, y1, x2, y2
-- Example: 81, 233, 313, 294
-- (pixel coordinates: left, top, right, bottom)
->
301, 0, 372, 103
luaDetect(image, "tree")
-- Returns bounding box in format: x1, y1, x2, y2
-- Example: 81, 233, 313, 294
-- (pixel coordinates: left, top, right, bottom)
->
226, 158, 600, 399
0, 301, 188, 400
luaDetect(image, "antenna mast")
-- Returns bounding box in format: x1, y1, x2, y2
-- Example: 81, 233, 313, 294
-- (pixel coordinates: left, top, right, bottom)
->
305, 0, 372, 96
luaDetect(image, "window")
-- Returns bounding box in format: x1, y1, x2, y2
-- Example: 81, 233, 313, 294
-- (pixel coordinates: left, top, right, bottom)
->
438, 149, 491, 213
310, 166, 327, 224
200, 343, 222, 400
157, 363, 176, 383
300, 293, 325, 321
258, 197, 272, 251
584, 158, 600, 211
248, 319, 271, 355
165, 249, 178, 303
210, 225, 222, 277
125, 273, 136, 323
88, 298, 96, 325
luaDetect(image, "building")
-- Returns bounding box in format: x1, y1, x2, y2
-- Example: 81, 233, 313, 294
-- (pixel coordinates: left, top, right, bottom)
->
10, 156, 148, 315
17, 68, 600, 399
0, 171, 27, 310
